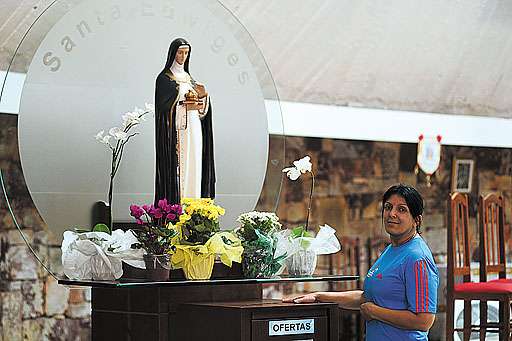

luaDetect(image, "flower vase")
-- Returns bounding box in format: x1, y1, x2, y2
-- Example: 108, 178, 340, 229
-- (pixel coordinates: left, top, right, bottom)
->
182, 253, 215, 280
285, 249, 317, 276
143, 254, 171, 281
242, 248, 277, 278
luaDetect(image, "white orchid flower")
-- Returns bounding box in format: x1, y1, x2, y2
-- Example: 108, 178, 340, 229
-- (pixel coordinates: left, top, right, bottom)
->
109, 127, 128, 141
101, 135, 112, 145
282, 166, 301, 180
282, 156, 312, 180
122, 112, 141, 127
95, 130, 105, 141
293, 156, 312, 173
145, 102, 155, 112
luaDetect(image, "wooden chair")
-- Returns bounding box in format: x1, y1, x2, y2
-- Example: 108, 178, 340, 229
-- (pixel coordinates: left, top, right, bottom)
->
478, 193, 511, 340
329, 237, 363, 341
446, 192, 512, 341
365, 236, 390, 276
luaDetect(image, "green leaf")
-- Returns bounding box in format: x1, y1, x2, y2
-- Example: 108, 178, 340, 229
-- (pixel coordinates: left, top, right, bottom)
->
92, 223, 111, 234
291, 226, 305, 238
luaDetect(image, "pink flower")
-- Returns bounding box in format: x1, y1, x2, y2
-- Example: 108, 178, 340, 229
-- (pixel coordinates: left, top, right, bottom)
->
130, 205, 144, 219
166, 213, 176, 221
171, 204, 183, 215
157, 198, 172, 213
149, 206, 163, 219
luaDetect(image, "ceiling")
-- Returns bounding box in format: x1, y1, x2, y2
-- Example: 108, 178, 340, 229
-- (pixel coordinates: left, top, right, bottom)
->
2, 0, 512, 118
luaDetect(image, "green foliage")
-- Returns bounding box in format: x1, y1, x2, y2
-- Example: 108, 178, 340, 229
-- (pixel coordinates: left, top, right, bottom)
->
242, 230, 286, 278
92, 223, 111, 234
236, 212, 282, 243
132, 225, 177, 255
290, 226, 314, 239
181, 212, 220, 245
290, 225, 315, 249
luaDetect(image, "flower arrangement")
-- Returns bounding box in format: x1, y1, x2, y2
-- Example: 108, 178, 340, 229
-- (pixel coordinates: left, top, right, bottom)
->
129, 198, 182, 255
281, 156, 342, 276
235, 211, 286, 278
175, 198, 225, 244
95, 103, 154, 230
282, 155, 314, 230
171, 198, 243, 280
236, 211, 282, 242
61, 229, 145, 280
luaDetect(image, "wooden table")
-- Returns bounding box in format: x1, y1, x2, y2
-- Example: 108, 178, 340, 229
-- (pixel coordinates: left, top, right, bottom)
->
59, 275, 358, 341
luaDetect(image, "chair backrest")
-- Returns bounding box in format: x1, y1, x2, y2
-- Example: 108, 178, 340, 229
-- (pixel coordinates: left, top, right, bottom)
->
447, 192, 472, 292
478, 193, 506, 281
365, 236, 390, 273
330, 237, 361, 290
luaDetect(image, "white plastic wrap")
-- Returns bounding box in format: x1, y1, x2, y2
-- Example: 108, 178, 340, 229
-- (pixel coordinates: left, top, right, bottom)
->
274, 224, 341, 259
61, 229, 145, 280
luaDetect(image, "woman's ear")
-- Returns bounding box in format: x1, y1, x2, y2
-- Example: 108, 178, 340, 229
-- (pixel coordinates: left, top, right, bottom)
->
415, 215, 423, 227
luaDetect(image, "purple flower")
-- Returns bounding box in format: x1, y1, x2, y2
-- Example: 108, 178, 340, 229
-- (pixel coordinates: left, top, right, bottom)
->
166, 213, 176, 221
171, 204, 183, 215
142, 204, 151, 213
136, 218, 144, 225
130, 205, 144, 219
149, 206, 163, 219
158, 198, 172, 213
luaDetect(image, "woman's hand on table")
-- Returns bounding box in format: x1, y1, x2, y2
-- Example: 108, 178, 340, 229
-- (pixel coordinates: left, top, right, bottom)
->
282, 293, 318, 304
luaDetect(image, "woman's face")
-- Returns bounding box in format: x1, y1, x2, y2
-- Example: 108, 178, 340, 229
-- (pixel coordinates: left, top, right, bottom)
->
383, 194, 417, 240
175, 47, 190, 65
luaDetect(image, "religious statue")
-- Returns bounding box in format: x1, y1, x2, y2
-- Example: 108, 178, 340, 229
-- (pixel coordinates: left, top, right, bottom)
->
154, 38, 215, 205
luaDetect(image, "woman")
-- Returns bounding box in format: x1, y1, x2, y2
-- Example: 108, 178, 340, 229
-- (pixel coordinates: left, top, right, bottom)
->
284, 184, 439, 340
154, 38, 215, 205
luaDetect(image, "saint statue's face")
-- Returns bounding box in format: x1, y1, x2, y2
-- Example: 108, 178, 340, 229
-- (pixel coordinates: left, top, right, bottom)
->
175, 46, 190, 65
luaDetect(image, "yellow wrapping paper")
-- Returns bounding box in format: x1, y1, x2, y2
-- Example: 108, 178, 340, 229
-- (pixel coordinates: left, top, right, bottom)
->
171, 231, 243, 280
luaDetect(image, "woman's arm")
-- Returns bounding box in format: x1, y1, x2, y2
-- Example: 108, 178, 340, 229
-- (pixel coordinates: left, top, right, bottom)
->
360, 302, 435, 332
283, 290, 365, 310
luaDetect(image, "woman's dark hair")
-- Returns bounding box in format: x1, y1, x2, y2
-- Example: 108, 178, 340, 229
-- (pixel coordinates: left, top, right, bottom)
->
381, 184, 424, 233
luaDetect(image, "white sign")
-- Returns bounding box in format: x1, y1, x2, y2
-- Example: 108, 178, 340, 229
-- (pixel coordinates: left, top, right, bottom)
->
416, 135, 442, 175
268, 319, 314, 336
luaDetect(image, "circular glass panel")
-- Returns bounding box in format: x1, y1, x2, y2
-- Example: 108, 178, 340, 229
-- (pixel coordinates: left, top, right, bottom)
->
0, 0, 284, 277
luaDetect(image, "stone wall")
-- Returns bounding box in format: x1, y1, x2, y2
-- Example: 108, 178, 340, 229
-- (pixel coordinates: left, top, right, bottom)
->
0, 114, 91, 340
264, 136, 512, 308
1, 113, 511, 339
272, 136, 511, 262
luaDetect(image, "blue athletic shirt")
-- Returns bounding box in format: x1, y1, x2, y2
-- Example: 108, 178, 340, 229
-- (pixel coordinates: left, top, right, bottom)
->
363, 235, 439, 341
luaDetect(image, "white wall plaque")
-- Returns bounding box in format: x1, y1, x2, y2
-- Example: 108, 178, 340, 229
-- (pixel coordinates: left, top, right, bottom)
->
268, 319, 314, 336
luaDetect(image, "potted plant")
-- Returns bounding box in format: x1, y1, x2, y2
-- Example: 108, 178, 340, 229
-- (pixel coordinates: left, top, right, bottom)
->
61, 227, 144, 280
171, 198, 243, 280
235, 211, 286, 278
129, 198, 182, 280
95, 103, 154, 230
281, 156, 341, 276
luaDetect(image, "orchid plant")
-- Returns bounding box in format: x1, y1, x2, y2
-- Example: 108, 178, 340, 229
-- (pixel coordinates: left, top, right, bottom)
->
95, 103, 154, 229
129, 199, 182, 255
282, 156, 315, 231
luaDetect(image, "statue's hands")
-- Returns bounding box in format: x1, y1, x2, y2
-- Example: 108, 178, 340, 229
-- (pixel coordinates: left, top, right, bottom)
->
194, 83, 208, 98
185, 102, 204, 111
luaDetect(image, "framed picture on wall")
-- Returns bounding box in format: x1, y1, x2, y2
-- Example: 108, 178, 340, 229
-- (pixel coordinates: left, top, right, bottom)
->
451, 159, 474, 193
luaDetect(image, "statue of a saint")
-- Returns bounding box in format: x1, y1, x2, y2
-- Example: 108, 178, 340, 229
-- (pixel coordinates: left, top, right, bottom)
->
154, 38, 215, 204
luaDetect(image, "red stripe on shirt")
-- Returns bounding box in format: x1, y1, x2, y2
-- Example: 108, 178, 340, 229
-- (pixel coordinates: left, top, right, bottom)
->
415, 262, 419, 312
424, 261, 429, 311
420, 261, 424, 312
